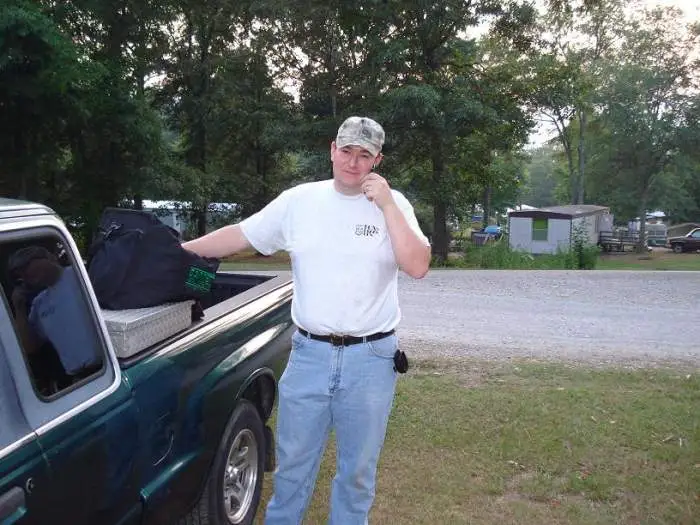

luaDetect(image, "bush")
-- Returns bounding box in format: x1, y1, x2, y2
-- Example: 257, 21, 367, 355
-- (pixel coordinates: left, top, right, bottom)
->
570, 224, 600, 269
432, 236, 600, 270
463, 240, 533, 269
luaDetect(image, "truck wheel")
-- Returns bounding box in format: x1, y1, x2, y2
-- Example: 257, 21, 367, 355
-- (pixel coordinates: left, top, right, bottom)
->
672, 243, 684, 254
180, 400, 266, 525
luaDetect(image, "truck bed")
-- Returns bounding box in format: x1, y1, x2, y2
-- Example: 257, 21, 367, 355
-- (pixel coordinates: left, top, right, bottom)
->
199, 272, 274, 309
111, 270, 292, 368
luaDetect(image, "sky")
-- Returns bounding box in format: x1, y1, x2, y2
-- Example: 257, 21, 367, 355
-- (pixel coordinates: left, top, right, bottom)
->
650, 0, 699, 20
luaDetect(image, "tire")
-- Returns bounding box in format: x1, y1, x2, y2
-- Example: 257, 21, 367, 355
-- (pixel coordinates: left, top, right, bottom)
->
179, 400, 266, 525
672, 243, 684, 254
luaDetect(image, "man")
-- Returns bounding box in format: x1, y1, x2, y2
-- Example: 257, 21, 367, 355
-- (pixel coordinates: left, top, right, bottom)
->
183, 116, 430, 524
8, 246, 103, 384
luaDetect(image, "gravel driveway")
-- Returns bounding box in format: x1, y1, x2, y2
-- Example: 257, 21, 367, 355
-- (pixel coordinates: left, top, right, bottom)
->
397, 270, 700, 367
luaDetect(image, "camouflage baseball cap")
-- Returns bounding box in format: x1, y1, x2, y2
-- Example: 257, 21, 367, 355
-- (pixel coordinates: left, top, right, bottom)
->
335, 116, 385, 156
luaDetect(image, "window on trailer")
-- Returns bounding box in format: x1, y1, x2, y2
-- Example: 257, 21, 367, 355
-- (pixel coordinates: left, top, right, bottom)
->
532, 218, 548, 241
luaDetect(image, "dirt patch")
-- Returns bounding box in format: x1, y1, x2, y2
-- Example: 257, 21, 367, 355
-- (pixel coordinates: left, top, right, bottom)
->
501, 471, 539, 501
500, 470, 588, 508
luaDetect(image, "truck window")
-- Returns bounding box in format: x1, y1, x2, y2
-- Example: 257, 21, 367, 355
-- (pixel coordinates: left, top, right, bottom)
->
0, 235, 105, 399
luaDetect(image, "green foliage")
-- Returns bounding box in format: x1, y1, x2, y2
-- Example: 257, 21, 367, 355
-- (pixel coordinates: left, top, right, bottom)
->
0, 0, 173, 245
570, 222, 599, 270
519, 145, 564, 207
1, 0, 697, 252
375, 5, 535, 261
590, 6, 698, 248
526, 0, 627, 205
0, 0, 85, 197
436, 239, 599, 270
521, 2, 699, 232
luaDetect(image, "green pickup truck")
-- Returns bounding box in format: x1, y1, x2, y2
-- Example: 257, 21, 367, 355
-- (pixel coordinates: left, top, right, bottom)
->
0, 199, 294, 525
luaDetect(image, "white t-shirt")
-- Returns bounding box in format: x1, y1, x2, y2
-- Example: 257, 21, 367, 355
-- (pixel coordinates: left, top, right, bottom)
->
240, 179, 429, 336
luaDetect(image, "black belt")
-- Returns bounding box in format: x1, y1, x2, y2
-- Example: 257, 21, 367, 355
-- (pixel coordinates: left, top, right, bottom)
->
297, 328, 395, 347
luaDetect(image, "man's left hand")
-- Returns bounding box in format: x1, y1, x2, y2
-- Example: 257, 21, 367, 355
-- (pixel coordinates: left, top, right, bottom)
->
361, 173, 394, 210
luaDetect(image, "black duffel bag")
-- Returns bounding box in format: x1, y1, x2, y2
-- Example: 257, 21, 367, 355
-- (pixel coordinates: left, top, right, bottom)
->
86, 207, 220, 310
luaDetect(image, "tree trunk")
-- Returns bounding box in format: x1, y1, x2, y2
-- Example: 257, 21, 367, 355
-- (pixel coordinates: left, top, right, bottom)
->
483, 185, 492, 227
15, 122, 28, 199
576, 111, 586, 204
431, 141, 448, 263
191, 77, 208, 237
196, 207, 207, 237
19, 172, 28, 200
433, 201, 448, 263
193, 116, 208, 238
566, 146, 576, 205
553, 121, 576, 204
636, 191, 648, 254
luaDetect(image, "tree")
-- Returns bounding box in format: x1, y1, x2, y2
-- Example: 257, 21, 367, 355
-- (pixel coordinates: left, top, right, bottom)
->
256, 0, 398, 163
0, 0, 84, 200
0, 0, 176, 245
668, 94, 700, 223
531, 0, 625, 205
599, 7, 699, 251
160, 0, 252, 235
520, 145, 564, 207
208, 47, 300, 218
374, 1, 536, 261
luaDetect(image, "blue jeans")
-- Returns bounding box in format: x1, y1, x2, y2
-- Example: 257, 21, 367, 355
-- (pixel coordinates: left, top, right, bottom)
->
264, 330, 399, 525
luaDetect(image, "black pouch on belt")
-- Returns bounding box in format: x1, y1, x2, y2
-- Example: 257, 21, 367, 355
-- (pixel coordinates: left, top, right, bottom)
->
393, 350, 409, 374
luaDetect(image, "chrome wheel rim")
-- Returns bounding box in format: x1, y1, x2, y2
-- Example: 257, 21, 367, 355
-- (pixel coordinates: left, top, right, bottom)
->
222, 428, 258, 523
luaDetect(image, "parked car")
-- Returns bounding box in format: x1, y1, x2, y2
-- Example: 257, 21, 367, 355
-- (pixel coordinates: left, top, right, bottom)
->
0, 198, 294, 525
482, 225, 503, 240
667, 227, 700, 253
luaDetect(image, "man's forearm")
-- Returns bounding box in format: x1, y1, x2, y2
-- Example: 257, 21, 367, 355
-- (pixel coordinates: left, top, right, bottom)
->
14, 313, 38, 355
181, 224, 251, 259
382, 204, 431, 278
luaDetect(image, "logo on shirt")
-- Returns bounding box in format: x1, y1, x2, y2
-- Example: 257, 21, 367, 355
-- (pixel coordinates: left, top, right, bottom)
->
355, 224, 380, 237
39, 305, 56, 319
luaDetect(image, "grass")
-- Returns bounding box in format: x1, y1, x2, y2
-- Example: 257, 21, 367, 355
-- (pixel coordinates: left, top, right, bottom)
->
597, 251, 700, 271
220, 250, 291, 271
254, 359, 699, 524
219, 247, 700, 273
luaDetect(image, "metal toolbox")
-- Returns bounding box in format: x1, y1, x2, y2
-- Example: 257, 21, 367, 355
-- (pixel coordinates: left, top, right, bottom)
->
101, 301, 194, 359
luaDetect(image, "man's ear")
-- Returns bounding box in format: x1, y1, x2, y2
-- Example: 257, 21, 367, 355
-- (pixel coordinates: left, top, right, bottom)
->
373, 152, 384, 169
